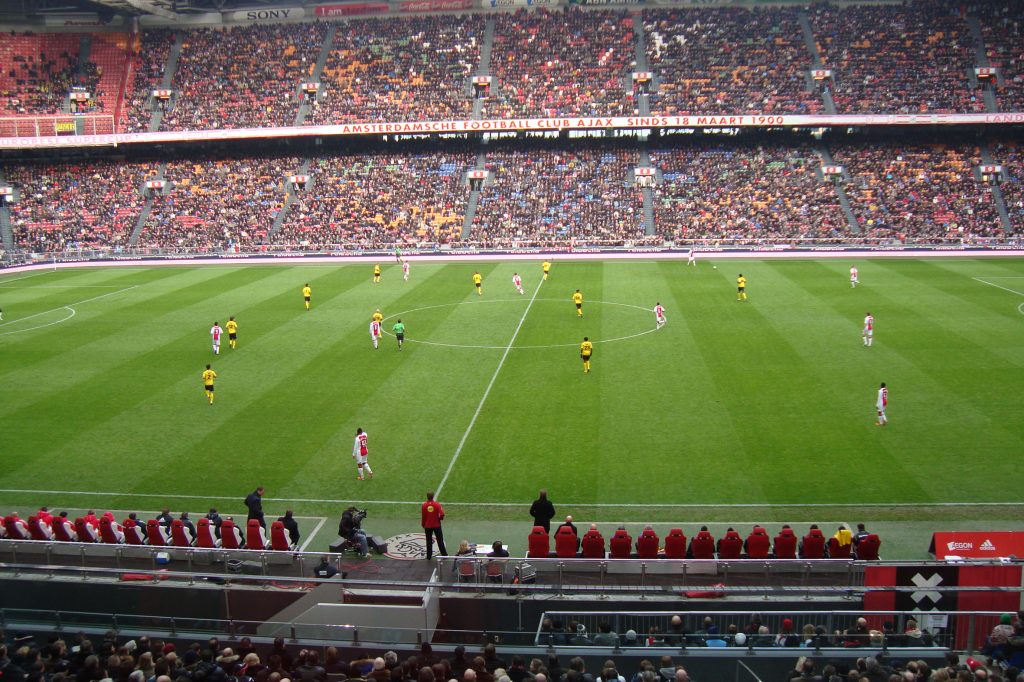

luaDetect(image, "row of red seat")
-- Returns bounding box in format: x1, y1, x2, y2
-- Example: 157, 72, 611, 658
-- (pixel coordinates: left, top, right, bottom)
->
2, 513, 295, 552
526, 525, 882, 560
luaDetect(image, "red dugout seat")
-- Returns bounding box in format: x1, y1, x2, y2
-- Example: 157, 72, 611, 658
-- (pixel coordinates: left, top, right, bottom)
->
146, 519, 169, 547
800, 528, 826, 559
773, 527, 797, 559
636, 528, 659, 559
123, 519, 146, 545
52, 516, 76, 542
246, 519, 267, 550
554, 525, 578, 558
609, 528, 632, 559
827, 536, 852, 559
28, 515, 54, 541
99, 517, 124, 544
717, 530, 743, 559
688, 529, 715, 559
527, 526, 550, 558
663, 528, 686, 559
270, 521, 295, 551
744, 526, 770, 559
581, 529, 605, 558
855, 534, 881, 560
221, 519, 243, 549
196, 518, 220, 549
75, 517, 99, 543
171, 519, 194, 547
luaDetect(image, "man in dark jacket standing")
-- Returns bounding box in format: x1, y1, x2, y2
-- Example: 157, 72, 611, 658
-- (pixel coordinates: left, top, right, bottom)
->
245, 487, 265, 528
529, 490, 556, 532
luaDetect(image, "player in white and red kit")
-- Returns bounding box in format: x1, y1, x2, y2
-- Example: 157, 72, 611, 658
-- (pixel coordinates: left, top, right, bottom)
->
210, 322, 222, 355
850, 266, 859, 288
654, 302, 666, 329
875, 383, 888, 426
402, 260, 410, 281
512, 272, 524, 295
862, 312, 873, 347
352, 427, 374, 479
370, 320, 382, 349
687, 249, 696, 266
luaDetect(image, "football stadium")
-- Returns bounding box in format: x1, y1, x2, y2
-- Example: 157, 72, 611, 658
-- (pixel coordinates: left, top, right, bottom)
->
0, 0, 1023, 679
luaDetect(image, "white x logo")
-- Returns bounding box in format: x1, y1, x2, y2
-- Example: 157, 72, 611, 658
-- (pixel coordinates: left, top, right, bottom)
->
910, 572, 943, 604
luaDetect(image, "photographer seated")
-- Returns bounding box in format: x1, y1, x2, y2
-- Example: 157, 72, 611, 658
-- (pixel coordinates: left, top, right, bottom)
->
338, 507, 369, 557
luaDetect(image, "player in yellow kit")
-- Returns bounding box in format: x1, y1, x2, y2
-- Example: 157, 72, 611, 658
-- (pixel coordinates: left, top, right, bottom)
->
226, 316, 238, 349
373, 264, 381, 284
302, 283, 312, 310
572, 289, 583, 318
372, 309, 383, 325
473, 271, 483, 295
542, 260, 551, 281
579, 337, 593, 374
203, 364, 217, 405
736, 274, 747, 302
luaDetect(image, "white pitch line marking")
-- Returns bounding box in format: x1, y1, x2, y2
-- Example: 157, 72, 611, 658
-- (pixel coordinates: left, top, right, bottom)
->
0, 307, 75, 337
299, 517, 328, 552
435, 277, 544, 499
973, 277, 1024, 296
0, 284, 132, 289
0, 488, 1021, 508
0, 271, 51, 284
0, 285, 138, 334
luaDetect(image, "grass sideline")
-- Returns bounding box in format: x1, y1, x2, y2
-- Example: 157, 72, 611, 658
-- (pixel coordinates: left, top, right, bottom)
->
0, 259, 1022, 558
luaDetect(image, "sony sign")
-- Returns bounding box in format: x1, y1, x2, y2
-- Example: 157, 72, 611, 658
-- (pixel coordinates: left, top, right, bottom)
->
232, 7, 305, 21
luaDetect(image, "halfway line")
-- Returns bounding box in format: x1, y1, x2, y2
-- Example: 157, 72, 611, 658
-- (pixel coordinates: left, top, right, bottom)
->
435, 276, 544, 499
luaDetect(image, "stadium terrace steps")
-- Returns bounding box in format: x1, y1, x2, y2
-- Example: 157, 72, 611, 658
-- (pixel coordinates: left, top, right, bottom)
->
86, 34, 133, 124
128, 162, 163, 246
818, 145, 860, 234
149, 32, 185, 133
980, 146, 1014, 231
294, 23, 337, 127
267, 159, 312, 239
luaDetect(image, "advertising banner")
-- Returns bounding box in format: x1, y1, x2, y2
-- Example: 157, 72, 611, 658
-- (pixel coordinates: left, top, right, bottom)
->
399, 0, 473, 11
929, 531, 1024, 559
231, 8, 305, 21
315, 3, 389, 16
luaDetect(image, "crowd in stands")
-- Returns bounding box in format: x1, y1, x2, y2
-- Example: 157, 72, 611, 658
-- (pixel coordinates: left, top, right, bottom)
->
976, 2, 1024, 113
161, 24, 326, 131
122, 30, 176, 133
833, 144, 1004, 241
0, 33, 85, 115
996, 143, 1024, 232
5, 627, 1022, 682
519, 519, 880, 561
650, 145, 847, 242
472, 148, 645, 247
307, 16, 483, 126
277, 152, 474, 249
138, 157, 297, 250
809, 1, 982, 114
485, 8, 636, 119
643, 8, 822, 116
5, 160, 154, 251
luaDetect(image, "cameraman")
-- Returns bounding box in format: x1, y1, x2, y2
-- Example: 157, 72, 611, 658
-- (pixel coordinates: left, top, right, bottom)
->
338, 507, 369, 557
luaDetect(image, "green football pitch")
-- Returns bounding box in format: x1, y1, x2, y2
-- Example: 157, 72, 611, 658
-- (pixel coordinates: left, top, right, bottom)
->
0, 258, 1022, 556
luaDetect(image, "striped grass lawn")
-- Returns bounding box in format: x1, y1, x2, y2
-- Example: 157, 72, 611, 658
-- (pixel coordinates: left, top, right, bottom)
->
0, 258, 1021, 540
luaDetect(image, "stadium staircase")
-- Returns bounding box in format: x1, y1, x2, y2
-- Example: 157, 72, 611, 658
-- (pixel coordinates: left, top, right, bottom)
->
294, 24, 337, 127
266, 159, 312, 240
966, 16, 999, 113
818, 145, 861, 234
0, 169, 13, 253
461, 150, 488, 239
980, 146, 1014, 232
638, 148, 656, 236
149, 33, 185, 132
798, 10, 835, 115
128, 162, 165, 246
632, 13, 651, 117
472, 16, 496, 120
87, 33, 133, 128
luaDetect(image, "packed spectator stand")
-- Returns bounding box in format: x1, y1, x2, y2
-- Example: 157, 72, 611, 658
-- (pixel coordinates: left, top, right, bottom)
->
122, 29, 175, 133
485, 8, 636, 119
307, 15, 484, 126
643, 7, 823, 116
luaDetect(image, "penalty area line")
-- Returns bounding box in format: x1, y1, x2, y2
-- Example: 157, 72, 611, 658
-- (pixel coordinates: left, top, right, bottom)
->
972, 277, 1024, 297
434, 276, 544, 499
